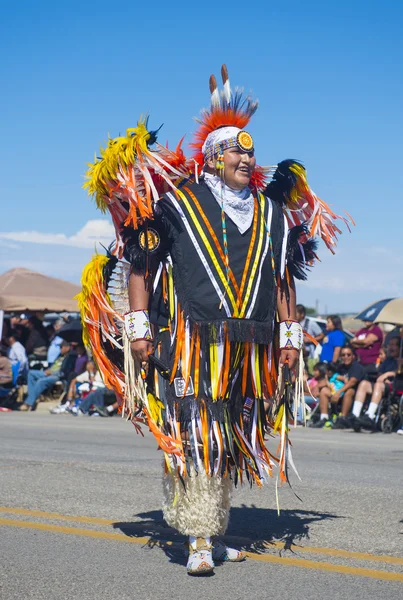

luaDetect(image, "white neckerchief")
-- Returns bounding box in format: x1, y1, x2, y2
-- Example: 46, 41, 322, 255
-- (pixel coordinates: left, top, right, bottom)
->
203, 172, 254, 234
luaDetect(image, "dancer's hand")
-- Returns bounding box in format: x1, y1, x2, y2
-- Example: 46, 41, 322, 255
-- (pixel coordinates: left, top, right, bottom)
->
130, 340, 154, 363
279, 348, 299, 370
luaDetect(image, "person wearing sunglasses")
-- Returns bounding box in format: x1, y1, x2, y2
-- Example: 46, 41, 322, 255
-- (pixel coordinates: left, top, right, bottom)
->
313, 345, 364, 428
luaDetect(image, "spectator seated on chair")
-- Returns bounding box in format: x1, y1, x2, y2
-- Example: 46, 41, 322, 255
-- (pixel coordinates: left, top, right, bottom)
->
313, 345, 364, 429
51, 360, 103, 414
63, 361, 117, 417
72, 343, 88, 376
351, 336, 401, 431
71, 387, 118, 417
6, 330, 28, 377
61, 343, 88, 401
350, 320, 383, 375
19, 341, 76, 411
25, 316, 49, 360
305, 362, 328, 398
0, 345, 13, 391
47, 319, 65, 365
0, 355, 21, 410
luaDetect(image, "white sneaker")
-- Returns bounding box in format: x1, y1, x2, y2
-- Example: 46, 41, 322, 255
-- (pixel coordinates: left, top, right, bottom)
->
397, 428, 403, 435
71, 407, 84, 416
50, 404, 68, 414
186, 539, 214, 575
212, 540, 245, 562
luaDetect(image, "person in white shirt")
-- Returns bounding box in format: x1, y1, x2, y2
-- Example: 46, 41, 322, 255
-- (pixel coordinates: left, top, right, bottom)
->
50, 361, 104, 414
67, 361, 103, 398
67, 360, 116, 417
6, 331, 28, 375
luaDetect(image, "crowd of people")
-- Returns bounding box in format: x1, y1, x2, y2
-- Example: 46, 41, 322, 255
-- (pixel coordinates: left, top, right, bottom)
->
0, 313, 118, 417
296, 305, 403, 434
1, 309, 402, 433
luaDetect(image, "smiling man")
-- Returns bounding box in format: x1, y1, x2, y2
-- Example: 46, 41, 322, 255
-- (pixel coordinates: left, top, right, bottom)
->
80, 65, 350, 576
126, 112, 307, 575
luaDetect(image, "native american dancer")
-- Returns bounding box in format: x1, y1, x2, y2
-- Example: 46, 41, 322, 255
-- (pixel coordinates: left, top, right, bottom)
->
78, 66, 351, 575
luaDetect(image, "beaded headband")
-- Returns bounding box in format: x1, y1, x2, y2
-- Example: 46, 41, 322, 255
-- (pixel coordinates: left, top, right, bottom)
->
203, 130, 254, 161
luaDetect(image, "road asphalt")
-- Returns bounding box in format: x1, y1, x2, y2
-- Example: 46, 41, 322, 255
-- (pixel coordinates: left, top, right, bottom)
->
1, 411, 402, 599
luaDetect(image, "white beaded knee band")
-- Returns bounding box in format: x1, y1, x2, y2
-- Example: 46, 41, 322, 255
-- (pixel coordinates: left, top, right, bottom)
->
279, 320, 303, 350
124, 310, 153, 343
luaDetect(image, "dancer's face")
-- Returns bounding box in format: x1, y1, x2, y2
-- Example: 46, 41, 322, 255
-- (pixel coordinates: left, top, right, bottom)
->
205, 146, 256, 190
221, 147, 256, 190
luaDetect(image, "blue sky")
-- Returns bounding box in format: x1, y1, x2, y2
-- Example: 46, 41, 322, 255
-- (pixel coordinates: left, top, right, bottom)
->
1, 0, 402, 313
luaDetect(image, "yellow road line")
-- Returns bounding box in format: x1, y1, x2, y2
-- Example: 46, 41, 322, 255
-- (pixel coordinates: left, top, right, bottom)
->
1, 517, 403, 583
0, 518, 151, 545
256, 540, 403, 566
0, 506, 114, 526
1, 506, 403, 567
0, 506, 403, 565
243, 551, 403, 582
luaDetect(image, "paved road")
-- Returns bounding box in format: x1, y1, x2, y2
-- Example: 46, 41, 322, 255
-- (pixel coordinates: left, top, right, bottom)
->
1, 412, 402, 599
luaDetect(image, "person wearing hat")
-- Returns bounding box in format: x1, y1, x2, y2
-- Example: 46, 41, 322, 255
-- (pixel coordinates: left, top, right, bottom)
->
78, 66, 350, 575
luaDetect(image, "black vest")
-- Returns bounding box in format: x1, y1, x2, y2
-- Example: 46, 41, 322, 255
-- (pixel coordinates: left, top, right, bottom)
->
154, 181, 285, 344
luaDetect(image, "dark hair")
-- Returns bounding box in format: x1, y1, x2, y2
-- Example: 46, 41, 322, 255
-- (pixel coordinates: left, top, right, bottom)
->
312, 361, 327, 379
296, 304, 306, 316
327, 314, 343, 330
341, 344, 355, 356
29, 316, 42, 328
388, 336, 401, 346
7, 329, 20, 342
29, 316, 49, 340
326, 362, 339, 375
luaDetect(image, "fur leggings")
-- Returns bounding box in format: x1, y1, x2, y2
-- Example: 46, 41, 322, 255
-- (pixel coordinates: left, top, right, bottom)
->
162, 466, 232, 538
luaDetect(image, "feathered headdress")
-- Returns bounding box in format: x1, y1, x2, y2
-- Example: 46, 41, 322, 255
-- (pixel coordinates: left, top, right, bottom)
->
190, 65, 270, 190
83, 66, 353, 259
83, 118, 192, 254
190, 65, 258, 164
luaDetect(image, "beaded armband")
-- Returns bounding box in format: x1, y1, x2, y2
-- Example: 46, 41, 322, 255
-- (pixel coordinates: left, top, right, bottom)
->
124, 310, 153, 343
279, 320, 303, 350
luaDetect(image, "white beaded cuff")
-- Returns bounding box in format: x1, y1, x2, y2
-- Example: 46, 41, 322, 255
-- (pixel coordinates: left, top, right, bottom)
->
279, 320, 303, 350
124, 310, 153, 343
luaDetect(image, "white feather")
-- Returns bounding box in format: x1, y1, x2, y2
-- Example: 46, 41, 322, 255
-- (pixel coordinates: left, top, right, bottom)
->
223, 79, 231, 104
211, 88, 220, 108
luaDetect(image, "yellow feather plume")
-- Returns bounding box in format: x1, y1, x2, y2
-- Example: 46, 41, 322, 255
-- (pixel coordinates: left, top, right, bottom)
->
83, 118, 152, 211
75, 254, 110, 348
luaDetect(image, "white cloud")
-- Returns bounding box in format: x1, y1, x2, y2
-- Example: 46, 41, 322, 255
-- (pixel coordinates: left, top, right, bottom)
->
0, 220, 115, 249
296, 242, 403, 313
0, 239, 21, 249
301, 245, 403, 295
1, 222, 402, 314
